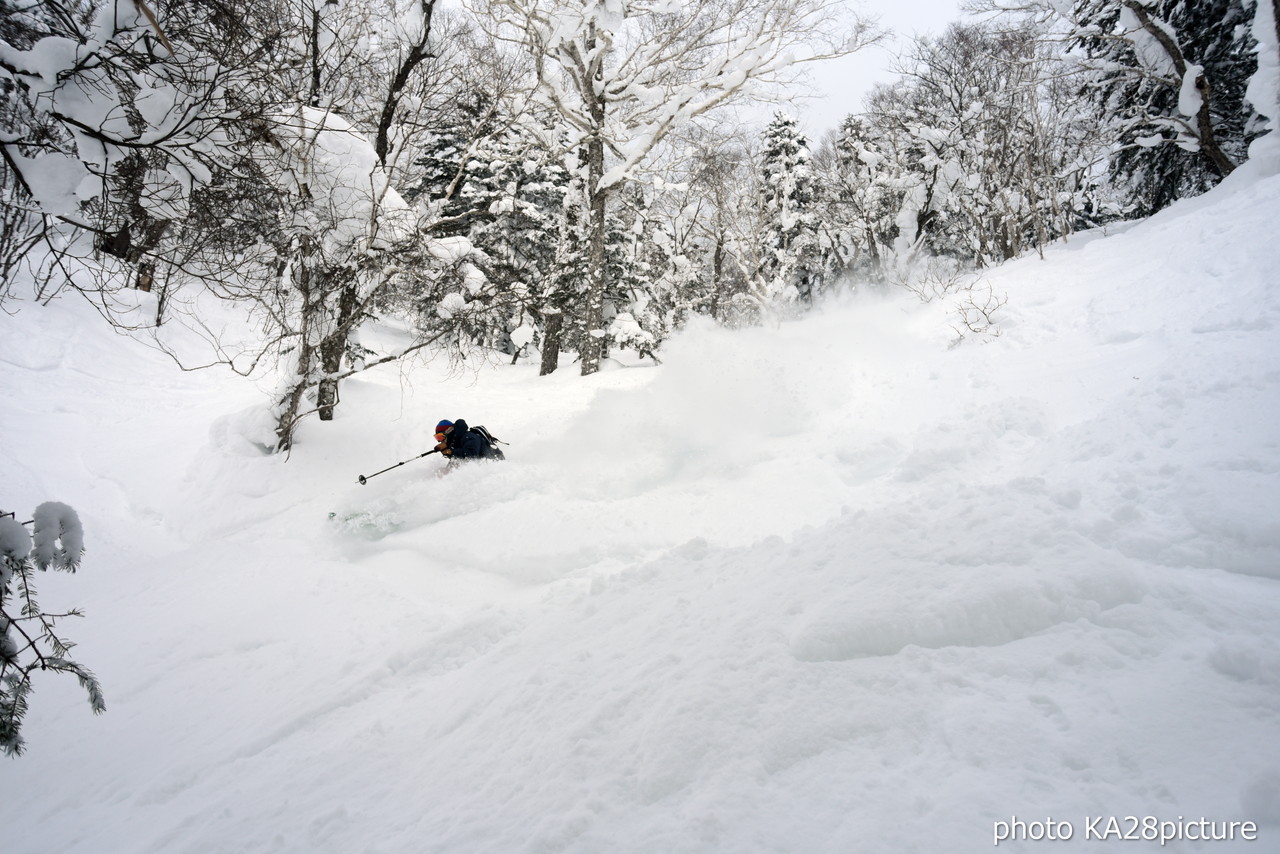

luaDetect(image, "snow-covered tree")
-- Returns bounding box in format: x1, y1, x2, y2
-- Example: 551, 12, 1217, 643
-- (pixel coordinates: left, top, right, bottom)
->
538, 151, 590, 374
122, 1, 512, 450
819, 115, 902, 281
757, 112, 822, 306
0, 503, 101, 758
1079, 0, 1258, 213
1, 1, 525, 450
0, 0, 245, 299
676, 129, 756, 323
402, 104, 572, 360
833, 21, 1111, 274
193, 0, 450, 449
913, 22, 1107, 261
403, 89, 504, 227
469, 128, 570, 357
604, 182, 678, 359
472, 0, 878, 375
990, 0, 1262, 216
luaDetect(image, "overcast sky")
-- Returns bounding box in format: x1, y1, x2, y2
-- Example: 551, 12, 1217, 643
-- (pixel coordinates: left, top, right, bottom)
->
795, 0, 968, 139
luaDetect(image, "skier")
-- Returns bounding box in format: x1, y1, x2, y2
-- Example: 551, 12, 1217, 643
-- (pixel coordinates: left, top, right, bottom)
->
434, 419, 505, 463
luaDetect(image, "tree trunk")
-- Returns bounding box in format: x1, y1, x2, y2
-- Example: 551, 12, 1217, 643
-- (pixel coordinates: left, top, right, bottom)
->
539, 307, 563, 376
578, 133, 608, 377
1122, 0, 1237, 178
275, 358, 312, 453
275, 240, 318, 452
107, 152, 172, 295
317, 279, 358, 421
866, 229, 883, 280
710, 230, 726, 320
154, 275, 170, 326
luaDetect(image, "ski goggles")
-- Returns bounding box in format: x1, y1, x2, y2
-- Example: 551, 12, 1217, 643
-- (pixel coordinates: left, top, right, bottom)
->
435, 429, 451, 443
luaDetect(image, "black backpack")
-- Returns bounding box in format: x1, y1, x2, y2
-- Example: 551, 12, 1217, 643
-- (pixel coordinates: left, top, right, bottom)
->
469, 425, 506, 460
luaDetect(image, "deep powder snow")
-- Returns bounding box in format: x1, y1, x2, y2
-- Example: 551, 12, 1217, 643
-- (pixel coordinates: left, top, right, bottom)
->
2, 150, 1279, 854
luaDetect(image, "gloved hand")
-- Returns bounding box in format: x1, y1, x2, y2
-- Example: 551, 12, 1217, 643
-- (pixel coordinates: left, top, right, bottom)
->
436, 441, 452, 456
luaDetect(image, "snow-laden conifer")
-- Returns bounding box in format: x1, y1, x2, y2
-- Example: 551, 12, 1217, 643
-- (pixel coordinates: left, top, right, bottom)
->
0, 503, 101, 758
758, 113, 823, 309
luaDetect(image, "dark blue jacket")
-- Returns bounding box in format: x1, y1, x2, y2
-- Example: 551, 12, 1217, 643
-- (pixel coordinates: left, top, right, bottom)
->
445, 419, 502, 460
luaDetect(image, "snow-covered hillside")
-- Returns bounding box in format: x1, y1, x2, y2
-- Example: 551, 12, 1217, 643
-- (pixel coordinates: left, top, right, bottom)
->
2, 149, 1279, 853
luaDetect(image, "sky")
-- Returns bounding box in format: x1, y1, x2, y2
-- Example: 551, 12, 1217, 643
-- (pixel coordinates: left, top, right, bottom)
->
719, 0, 970, 144
797, 0, 969, 138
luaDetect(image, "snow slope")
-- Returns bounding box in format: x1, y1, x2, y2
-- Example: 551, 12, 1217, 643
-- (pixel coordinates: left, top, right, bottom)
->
2, 152, 1280, 853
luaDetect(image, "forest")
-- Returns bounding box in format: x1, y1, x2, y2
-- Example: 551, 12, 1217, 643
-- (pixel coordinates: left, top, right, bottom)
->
2, 0, 1274, 453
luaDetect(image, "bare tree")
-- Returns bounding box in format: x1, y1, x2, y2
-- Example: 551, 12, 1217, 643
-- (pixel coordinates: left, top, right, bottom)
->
835, 20, 1110, 274
661, 127, 757, 324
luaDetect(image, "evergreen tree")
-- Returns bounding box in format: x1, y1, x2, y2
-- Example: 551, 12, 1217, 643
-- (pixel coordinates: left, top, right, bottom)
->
403, 91, 502, 232
477, 0, 876, 375
391, 101, 575, 364
458, 121, 569, 356
605, 184, 679, 360
758, 113, 822, 307
1, 503, 102, 758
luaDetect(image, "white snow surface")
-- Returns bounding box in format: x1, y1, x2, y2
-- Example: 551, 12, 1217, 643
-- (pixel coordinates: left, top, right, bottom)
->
2, 156, 1280, 852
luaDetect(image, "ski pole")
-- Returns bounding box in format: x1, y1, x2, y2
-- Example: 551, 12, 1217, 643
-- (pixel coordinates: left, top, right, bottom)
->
357, 449, 440, 485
